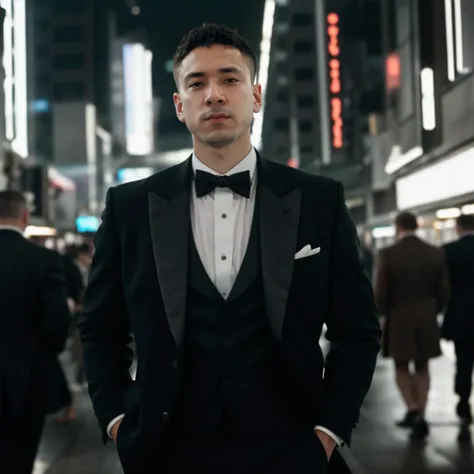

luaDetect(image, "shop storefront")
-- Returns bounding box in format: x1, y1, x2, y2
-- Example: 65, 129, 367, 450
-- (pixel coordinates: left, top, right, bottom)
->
395, 142, 474, 245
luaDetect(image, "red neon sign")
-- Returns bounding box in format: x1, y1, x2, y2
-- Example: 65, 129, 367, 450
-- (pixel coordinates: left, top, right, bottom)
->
327, 13, 343, 149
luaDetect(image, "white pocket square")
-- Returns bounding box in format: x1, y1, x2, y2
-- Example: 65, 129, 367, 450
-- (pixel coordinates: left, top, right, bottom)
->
294, 245, 321, 260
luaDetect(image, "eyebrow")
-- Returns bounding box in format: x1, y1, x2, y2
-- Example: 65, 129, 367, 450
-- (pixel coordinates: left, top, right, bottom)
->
184, 66, 243, 82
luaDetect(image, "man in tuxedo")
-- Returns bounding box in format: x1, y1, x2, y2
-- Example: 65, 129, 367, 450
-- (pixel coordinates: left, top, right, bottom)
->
443, 214, 474, 440
80, 24, 381, 474
0, 190, 70, 472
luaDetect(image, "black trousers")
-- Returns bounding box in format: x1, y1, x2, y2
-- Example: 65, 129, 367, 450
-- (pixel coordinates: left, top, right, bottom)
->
0, 403, 46, 474
454, 340, 474, 401
161, 430, 339, 474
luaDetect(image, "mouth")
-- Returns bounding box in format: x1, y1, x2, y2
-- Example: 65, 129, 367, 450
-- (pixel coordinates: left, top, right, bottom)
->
206, 114, 229, 122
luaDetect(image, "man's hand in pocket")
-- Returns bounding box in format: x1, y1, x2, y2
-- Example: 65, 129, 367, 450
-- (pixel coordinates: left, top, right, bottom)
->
111, 418, 124, 443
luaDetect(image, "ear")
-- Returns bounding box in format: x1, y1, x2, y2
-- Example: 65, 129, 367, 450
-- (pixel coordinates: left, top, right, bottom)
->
173, 92, 186, 123
252, 84, 262, 113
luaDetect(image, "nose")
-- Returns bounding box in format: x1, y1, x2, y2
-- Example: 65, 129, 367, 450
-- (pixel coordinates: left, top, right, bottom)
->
205, 83, 225, 105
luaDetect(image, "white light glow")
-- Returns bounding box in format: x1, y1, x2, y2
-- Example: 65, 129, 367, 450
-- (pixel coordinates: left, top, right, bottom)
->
372, 226, 395, 239
453, 0, 469, 74
444, 0, 456, 81
11, 0, 28, 157
396, 145, 474, 210
251, 0, 275, 150
420, 68, 436, 131
435, 207, 461, 219
123, 43, 154, 156
2, 0, 28, 156
461, 204, 474, 214
385, 145, 424, 174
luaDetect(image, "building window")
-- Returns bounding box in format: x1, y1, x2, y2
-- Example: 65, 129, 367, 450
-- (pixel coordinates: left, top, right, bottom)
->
53, 81, 85, 100
294, 68, 314, 81
297, 95, 314, 108
292, 13, 313, 27
53, 26, 85, 43
53, 54, 85, 71
293, 40, 313, 53
274, 118, 289, 131
299, 121, 313, 132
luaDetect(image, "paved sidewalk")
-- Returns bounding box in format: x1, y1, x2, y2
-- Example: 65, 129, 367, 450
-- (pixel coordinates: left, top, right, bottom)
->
348, 341, 474, 474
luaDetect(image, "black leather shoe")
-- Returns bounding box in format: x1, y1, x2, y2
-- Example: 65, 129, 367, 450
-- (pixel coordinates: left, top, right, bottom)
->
456, 400, 472, 423
410, 417, 429, 440
396, 410, 419, 428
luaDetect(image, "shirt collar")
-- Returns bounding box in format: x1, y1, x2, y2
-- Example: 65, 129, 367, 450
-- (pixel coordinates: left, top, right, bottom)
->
192, 147, 257, 182
0, 225, 24, 236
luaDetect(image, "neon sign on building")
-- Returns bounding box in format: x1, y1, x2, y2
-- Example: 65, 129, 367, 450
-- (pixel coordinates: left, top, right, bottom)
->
327, 12, 343, 149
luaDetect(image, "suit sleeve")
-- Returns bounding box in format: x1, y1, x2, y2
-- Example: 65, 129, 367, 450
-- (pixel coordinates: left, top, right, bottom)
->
318, 182, 381, 446
78, 187, 134, 443
373, 249, 389, 315
39, 250, 71, 354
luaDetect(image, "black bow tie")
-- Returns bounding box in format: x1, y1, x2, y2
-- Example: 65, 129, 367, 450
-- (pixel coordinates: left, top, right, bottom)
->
194, 170, 251, 198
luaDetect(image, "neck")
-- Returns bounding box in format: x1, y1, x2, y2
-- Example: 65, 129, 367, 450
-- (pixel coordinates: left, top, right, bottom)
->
0, 219, 23, 230
193, 135, 253, 174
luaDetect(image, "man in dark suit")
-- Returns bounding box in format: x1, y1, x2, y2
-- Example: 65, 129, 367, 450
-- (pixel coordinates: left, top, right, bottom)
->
374, 212, 450, 440
443, 214, 474, 440
0, 190, 70, 472
80, 24, 381, 474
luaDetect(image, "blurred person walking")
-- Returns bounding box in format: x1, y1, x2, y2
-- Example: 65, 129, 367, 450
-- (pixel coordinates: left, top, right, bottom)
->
0, 190, 70, 472
374, 212, 450, 440
442, 214, 474, 442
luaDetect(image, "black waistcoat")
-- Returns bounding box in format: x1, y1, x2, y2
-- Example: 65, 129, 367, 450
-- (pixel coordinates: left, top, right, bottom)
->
170, 207, 306, 442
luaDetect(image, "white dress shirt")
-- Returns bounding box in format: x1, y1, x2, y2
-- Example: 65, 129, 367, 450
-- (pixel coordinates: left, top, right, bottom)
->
108, 149, 342, 446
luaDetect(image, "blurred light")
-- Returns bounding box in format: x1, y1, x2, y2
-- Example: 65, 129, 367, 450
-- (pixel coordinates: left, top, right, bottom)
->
445, 0, 456, 81
25, 226, 57, 237
287, 157, 298, 168
131, 6, 140, 15
2, 0, 28, 157
435, 207, 461, 219
420, 68, 436, 131
76, 216, 99, 233
32, 98, 50, 112
396, 145, 474, 210
453, 0, 470, 75
123, 43, 154, 155
251, 0, 275, 150
461, 204, 474, 214
372, 226, 395, 239
386, 53, 400, 91
385, 145, 423, 175
117, 167, 154, 183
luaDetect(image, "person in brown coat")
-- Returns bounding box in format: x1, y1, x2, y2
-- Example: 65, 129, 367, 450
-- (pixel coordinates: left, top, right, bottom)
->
374, 212, 450, 440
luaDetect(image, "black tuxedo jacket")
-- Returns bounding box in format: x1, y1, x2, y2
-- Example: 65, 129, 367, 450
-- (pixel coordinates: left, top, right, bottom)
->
0, 230, 70, 418
443, 235, 474, 341
80, 156, 381, 454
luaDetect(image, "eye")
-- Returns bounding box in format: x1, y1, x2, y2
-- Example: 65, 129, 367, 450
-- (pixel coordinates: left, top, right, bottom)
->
225, 78, 238, 84
189, 82, 202, 89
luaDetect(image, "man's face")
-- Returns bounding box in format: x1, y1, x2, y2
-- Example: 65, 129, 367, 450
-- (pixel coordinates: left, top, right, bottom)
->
173, 45, 262, 148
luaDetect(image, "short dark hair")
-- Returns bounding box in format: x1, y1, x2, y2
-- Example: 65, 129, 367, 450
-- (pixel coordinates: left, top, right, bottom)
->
395, 211, 418, 231
173, 23, 257, 83
0, 190, 26, 219
457, 214, 474, 231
